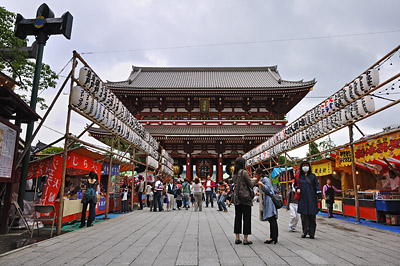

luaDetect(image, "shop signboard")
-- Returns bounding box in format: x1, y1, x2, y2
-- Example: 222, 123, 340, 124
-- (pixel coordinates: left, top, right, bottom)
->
337, 131, 400, 166
0, 121, 17, 178
103, 163, 120, 176
354, 131, 400, 163
321, 199, 343, 214
312, 161, 333, 176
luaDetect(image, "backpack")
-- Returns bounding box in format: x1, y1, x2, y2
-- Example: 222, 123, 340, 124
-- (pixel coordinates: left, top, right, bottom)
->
236, 170, 254, 202
84, 187, 96, 200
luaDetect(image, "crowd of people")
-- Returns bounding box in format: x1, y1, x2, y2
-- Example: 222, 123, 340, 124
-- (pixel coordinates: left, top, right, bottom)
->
78, 157, 350, 246
136, 175, 233, 213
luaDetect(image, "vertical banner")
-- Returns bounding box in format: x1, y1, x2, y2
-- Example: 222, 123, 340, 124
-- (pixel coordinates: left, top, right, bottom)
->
40, 155, 63, 206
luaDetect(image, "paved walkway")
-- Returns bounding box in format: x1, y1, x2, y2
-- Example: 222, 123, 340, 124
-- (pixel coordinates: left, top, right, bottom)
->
1, 203, 400, 266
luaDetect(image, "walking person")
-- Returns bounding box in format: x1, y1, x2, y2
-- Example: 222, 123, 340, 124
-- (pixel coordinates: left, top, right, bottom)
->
192, 177, 203, 212
232, 157, 257, 245
148, 184, 154, 211
136, 176, 145, 210
79, 171, 99, 228
323, 178, 342, 218
190, 181, 195, 207
217, 180, 230, 212
145, 182, 153, 208
153, 176, 164, 212
166, 179, 176, 211
203, 175, 215, 208
255, 168, 279, 244
182, 179, 191, 210
286, 182, 300, 231
121, 185, 128, 213
176, 181, 183, 210
293, 161, 322, 239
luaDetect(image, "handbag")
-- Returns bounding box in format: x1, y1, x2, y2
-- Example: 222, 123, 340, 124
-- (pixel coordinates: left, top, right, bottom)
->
236, 170, 255, 202
270, 194, 284, 209
294, 174, 301, 201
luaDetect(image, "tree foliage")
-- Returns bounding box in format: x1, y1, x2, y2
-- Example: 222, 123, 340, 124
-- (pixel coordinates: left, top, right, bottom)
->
0, 6, 58, 110
41, 146, 63, 155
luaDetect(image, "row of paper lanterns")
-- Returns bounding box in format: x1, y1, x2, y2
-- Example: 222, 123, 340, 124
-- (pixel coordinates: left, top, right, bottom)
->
161, 149, 174, 171
244, 68, 379, 164
161, 164, 174, 177
71, 86, 158, 160
146, 155, 159, 170
78, 67, 158, 151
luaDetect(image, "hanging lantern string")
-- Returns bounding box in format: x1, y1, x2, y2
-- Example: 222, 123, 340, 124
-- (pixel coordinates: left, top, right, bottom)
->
375, 49, 400, 70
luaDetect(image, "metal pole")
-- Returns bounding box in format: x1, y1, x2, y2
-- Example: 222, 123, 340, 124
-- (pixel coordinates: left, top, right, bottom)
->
131, 148, 136, 211
18, 43, 45, 210
105, 137, 114, 219
56, 56, 77, 236
349, 125, 360, 223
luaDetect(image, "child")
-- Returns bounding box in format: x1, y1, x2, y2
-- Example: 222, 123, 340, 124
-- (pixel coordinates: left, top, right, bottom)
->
286, 183, 300, 232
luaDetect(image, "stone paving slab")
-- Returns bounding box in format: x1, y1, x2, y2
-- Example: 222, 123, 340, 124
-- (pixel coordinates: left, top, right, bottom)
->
0, 202, 399, 266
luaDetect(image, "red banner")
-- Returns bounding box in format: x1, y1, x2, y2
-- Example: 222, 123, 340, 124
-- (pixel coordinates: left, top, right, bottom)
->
40, 155, 63, 205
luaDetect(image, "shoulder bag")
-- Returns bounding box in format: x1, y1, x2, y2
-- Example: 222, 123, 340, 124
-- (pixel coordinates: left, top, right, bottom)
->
236, 170, 255, 202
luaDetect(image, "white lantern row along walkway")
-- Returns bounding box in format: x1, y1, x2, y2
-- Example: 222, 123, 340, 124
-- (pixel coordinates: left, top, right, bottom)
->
146, 156, 159, 170
244, 69, 379, 165
74, 67, 159, 159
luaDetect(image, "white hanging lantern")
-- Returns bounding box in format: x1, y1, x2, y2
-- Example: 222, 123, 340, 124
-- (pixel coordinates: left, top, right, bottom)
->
78, 67, 92, 90
71, 86, 86, 109
361, 96, 375, 113
366, 69, 379, 87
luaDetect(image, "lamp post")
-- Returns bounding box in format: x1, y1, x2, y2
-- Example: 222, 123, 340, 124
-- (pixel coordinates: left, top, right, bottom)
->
14, 3, 73, 210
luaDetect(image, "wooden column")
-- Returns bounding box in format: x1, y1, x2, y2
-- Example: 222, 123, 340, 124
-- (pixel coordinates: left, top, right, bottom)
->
218, 154, 223, 182
105, 136, 114, 219
56, 56, 77, 236
186, 153, 192, 181
349, 125, 360, 222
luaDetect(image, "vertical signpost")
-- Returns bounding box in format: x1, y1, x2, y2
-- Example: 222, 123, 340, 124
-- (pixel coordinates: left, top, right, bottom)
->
14, 4, 73, 210
349, 125, 360, 222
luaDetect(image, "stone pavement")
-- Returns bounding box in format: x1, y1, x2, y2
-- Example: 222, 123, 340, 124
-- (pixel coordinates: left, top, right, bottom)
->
1, 202, 400, 266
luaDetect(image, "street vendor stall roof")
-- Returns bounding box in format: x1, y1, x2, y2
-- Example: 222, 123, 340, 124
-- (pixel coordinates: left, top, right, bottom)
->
0, 76, 41, 123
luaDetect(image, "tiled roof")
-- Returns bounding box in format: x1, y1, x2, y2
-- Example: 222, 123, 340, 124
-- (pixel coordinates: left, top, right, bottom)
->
107, 66, 315, 90
145, 126, 283, 136
89, 126, 283, 137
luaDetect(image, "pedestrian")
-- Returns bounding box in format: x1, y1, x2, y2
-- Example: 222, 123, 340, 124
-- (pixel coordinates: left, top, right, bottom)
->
166, 179, 176, 211
286, 182, 300, 232
79, 171, 99, 228
203, 175, 215, 208
255, 168, 279, 244
148, 184, 154, 211
226, 180, 233, 207
136, 176, 145, 210
293, 161, 322, 239
182, 178, 191, 210
121, 185, 128, 213
145, 182, 153, 208
217, 180, 230, 212
323, 178, 342, 218
192, 177, 203, 212
190, 181, 195, 207
232, 157, 257, 245
176, 181, 183, 210
153, 176, 164, 212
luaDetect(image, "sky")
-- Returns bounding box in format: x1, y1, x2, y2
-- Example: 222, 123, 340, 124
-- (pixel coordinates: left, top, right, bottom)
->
3, 0, 400, 160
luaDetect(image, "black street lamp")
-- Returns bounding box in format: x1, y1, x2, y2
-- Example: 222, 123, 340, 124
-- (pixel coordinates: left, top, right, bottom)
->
15, 3, 73, 210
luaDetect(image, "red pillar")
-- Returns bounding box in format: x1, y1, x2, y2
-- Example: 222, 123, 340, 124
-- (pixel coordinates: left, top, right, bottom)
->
218, 154, 223, 182
186, 154, 192, 182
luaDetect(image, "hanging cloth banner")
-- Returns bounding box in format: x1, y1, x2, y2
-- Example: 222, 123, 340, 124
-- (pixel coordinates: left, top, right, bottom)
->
312, 161, 332, 176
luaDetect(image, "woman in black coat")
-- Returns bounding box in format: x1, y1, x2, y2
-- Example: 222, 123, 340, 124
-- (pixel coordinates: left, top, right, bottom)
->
293, 161, 321, 239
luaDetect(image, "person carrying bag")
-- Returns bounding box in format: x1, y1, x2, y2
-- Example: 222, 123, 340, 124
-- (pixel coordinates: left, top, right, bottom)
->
232, 157, 257, 245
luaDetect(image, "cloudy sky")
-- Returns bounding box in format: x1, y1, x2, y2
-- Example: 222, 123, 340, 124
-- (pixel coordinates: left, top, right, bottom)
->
3, 0, 400, 158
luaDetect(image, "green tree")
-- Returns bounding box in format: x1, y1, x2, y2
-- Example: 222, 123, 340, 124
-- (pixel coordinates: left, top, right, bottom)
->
0, 6, 58, 110
41, 146, 63, 154
306, 141, 322, 161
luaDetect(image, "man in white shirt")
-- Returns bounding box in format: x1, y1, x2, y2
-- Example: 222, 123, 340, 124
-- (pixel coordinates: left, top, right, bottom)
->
203, 175, 215, 208
166, 179, 176, 211
154, 176, 164, 212
137, 177, 145, 210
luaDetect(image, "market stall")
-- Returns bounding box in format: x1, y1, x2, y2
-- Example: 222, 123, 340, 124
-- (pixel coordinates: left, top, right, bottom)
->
336, 130, 400, 224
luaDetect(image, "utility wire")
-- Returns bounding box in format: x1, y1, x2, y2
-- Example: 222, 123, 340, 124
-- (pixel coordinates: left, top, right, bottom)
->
81, 29, 400, 55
